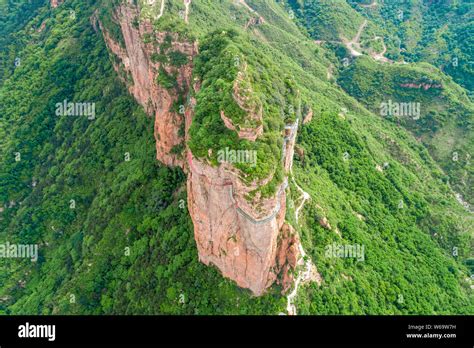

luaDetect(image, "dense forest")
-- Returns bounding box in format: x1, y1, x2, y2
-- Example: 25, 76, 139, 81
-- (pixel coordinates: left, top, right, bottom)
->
0, 0, 472, 315
289, 0, 474, 92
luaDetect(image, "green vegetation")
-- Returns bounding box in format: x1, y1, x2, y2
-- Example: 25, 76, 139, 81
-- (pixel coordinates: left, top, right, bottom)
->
337, 57, 473, 205
0, 0, 47, 84
0, 0, 472, 315
0, 0, 287, 315
156, 66, 177, 89
347, 0, 474, 92
286, 0, 365, 41
169, 50, 188, 67
188, 29, 302, 193
294, 112, 472, 314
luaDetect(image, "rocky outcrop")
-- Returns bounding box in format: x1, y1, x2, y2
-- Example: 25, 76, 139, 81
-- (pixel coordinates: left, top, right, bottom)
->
100, 4, 198, 167
187, 115, 299, 295
51, 0, 63, 8
221, 62, 264, 142
245, 16, 265, 30
100, 2, 307, 296
220, 111, 263, 142
283, 121, 298, 172
277, 223, 301, 292
303, 108, 313, 125
295, 145, 305, 165
319, 217, 332, 230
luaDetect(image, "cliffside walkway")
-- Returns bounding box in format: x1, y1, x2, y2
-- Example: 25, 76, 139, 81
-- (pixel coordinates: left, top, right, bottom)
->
232, 178, 288, 225
187, 119, 299, 226
233, 119, 298, 225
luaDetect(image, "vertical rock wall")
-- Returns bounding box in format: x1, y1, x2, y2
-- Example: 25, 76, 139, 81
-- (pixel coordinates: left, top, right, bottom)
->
100, 4, 198, 167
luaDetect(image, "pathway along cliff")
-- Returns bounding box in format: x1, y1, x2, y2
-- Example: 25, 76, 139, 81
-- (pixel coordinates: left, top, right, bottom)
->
283, 119, 319, 315
286, 170, 317, 315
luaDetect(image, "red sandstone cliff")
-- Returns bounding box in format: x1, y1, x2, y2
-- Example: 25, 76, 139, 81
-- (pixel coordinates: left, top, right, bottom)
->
187, 153, 288, 294
99, 4, 198, 167
99, 2, 306, 296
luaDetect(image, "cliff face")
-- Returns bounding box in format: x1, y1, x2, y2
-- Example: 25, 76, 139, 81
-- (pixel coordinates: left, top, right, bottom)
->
100, 4, 198, 167
100, 2, 305, 296
187, 153, 287, 294
186, 116, 300, 294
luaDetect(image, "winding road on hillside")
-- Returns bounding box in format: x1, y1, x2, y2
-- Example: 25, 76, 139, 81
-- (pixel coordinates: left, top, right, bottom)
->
371, 36, 392, 63
344, 19, 367, 57
343, 19, 392, 63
